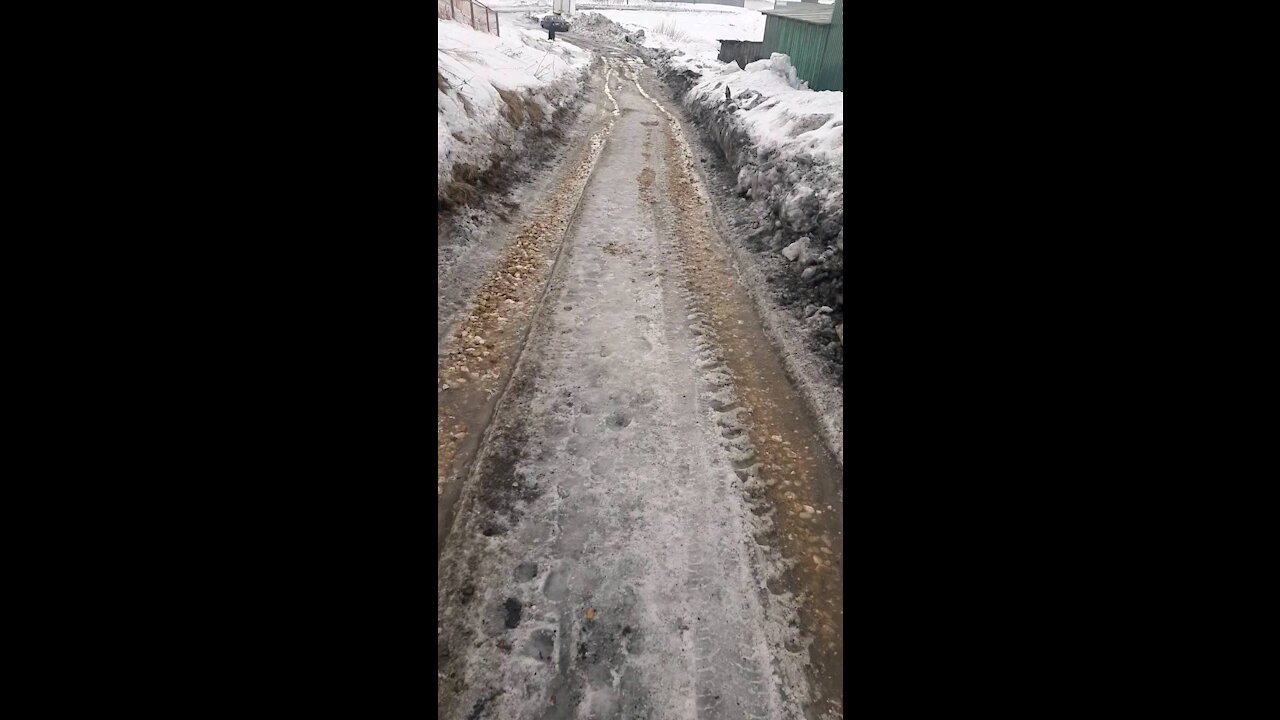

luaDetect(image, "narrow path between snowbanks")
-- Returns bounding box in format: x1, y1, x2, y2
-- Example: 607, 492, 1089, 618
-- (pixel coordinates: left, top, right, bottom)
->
440, 45, 843, 720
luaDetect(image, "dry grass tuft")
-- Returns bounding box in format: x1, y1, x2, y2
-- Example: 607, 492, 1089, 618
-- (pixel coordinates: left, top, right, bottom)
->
496, 88, 525, 127
439, 162, 482, 210
654, 16, 691, 43
495, 88, 547, 129
525, 98, 545, 125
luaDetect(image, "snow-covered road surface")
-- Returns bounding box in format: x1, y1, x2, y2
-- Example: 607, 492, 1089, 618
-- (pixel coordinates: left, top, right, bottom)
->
439, 31, 842, 720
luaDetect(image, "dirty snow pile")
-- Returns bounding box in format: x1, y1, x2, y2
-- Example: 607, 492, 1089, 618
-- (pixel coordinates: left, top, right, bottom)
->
568, 11, 632, 40
684, 52, 842, 161
662, 52, 843, 354
568, 12, 663, 54
438, 17, 592, 201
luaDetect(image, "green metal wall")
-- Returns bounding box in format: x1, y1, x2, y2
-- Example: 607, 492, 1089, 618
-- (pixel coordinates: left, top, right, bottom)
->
814, 0, 843, 91
763, 15, 830, 91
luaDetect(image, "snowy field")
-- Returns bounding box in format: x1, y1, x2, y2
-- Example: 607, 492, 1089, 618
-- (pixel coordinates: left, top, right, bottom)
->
578, 4, 766, 60
487, 0, 827, 8
437, 16, 592, 188
488, 0, 776, 7
487, 1, 775, 61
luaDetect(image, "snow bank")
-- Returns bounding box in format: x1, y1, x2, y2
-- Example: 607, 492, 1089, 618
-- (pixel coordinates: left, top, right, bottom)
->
438, 18, 593, 205
569, 10, 634, 39
687, 53, 842, 162
661, 51, 843, 356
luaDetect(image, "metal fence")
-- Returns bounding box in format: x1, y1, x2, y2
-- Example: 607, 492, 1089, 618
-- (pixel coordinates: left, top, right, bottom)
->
440, 0, 501, 36
813, 0, 842, 91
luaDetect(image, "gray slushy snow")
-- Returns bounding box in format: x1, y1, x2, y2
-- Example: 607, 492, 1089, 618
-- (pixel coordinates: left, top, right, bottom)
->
781, 237, 807, 261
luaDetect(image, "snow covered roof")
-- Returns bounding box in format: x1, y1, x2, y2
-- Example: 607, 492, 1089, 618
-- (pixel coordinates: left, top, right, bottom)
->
759, 5, 833, 25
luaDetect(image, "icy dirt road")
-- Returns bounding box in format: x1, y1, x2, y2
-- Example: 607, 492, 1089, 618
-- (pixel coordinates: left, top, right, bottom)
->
439, 38, 841, 720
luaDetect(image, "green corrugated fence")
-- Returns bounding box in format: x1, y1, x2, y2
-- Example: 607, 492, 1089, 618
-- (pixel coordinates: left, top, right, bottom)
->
813, 0, 842, 91
763, 16, 829, 89
757, 0, 843, 91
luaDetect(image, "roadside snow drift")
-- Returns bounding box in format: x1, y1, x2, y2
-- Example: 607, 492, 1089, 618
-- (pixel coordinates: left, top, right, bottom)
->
662, 52, 844, 357
438, 17, 593, 206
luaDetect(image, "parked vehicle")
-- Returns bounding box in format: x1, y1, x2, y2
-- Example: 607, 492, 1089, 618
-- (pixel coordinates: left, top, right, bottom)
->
540, 14, 570, 32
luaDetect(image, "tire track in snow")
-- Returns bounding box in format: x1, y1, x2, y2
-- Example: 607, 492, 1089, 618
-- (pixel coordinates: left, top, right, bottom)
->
624, 55, 794, 720
438, 61, 619, 551
635, 59, 845, 720
440, 46, 839, 720
603, 61, 621, 116
441, 59, 696, 719
440, 50, 796, 720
